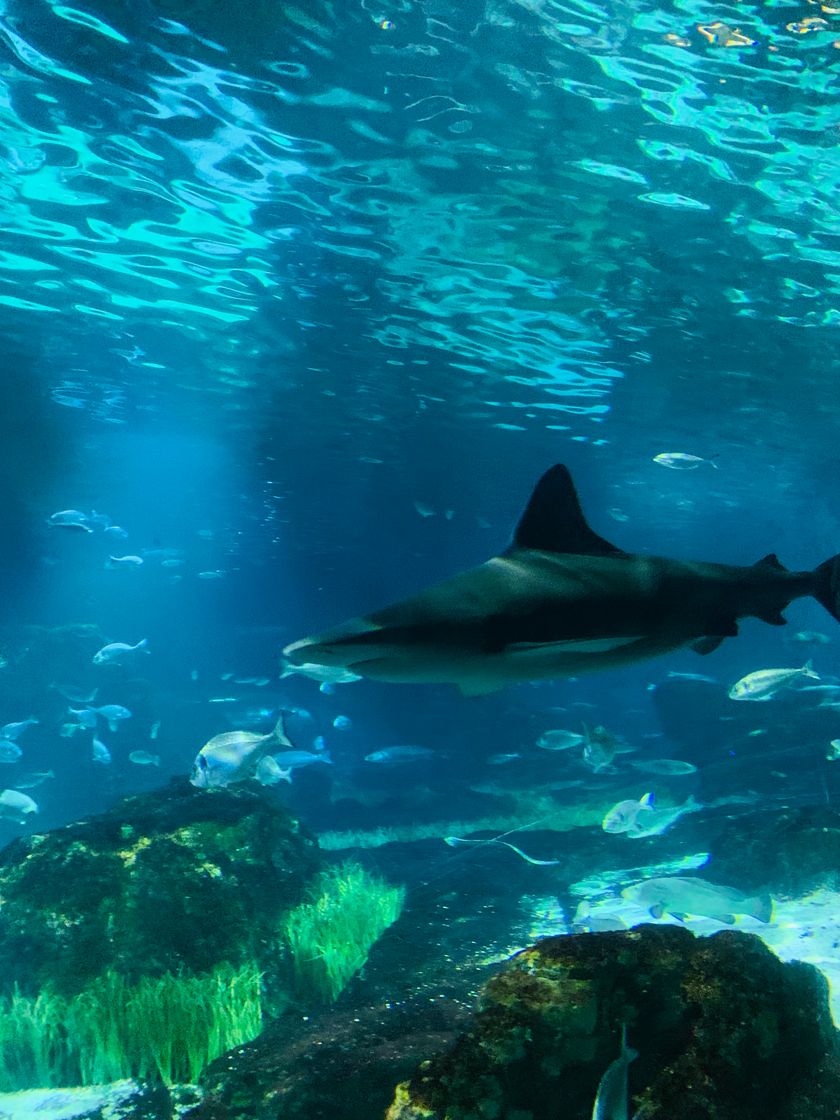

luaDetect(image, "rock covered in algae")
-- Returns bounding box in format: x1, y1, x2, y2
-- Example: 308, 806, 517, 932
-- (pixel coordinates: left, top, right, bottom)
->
385, 925, 840, 1120
0, 778, 320, 998
707, 805, 840, 896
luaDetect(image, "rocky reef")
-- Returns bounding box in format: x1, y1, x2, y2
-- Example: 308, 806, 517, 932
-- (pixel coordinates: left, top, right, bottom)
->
385, 924, 840, 1120
0, 778, 320, 1000
707, 805, 840, 896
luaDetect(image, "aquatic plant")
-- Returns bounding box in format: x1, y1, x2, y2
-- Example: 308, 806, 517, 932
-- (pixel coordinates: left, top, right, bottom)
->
0, 962, 263, 1090
282, 861, 405, 1002
317, 794, 602, 851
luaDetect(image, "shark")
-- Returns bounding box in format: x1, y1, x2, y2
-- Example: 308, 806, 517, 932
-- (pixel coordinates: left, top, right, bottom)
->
282, 464, 840, 696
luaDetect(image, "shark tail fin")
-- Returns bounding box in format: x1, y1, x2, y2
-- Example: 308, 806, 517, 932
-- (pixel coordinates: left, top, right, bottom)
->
814, 555, 840, 623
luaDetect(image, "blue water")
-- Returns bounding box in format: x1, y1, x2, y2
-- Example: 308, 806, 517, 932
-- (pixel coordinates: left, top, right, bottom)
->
0, 0, 839, 1027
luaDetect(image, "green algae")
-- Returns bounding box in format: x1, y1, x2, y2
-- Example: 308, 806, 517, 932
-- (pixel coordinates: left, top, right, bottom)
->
282, 861, 406, 1002
0, 961, 263, 1089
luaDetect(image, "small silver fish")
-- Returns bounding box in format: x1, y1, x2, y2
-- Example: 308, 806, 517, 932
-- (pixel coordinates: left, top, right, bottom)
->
68, 707, 98, 729
271, 749, 333, 771
279, 659, 362, 685
0, 718, 38, 740
92, 738, 112, 764
537, 729, 585, 751
93, 639, 149, 665
105, 555, 144, 568
728, 662, 818, 701
790, 630, 830, 645
47, 509, 93, 532
365, 745, 435, 763
652, 452, 717, 470
0, 740, 23, 764
93, 704, 132, 729
625, 794, 701, 839
0, 789, 38, 818
630, 758, 698, 776
602, 793, 654, 834
592, 1025, 637, 1120
129, 751, 160, 766
191, 715, 295, 789
15, 770, 54, 789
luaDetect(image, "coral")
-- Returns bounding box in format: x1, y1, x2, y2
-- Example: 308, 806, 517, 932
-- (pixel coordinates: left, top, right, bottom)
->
384, 925, 840, 1120
0, 780, 320, 999
282, 861, 406, 1001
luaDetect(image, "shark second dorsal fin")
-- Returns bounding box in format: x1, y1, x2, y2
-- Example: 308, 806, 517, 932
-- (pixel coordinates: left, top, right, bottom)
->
512, 464, 626, 556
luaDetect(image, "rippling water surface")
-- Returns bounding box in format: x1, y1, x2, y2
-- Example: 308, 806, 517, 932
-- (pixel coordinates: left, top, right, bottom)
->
0, 0, 838, 888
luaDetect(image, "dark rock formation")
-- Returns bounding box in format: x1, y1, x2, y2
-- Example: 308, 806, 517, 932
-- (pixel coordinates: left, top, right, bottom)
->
0, 779, 320, 999
385, 925, 840, 1120
707, 805, 840, 896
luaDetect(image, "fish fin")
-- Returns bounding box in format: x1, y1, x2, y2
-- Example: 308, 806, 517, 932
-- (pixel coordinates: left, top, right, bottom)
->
749, 895, 775, 923
802, 659, 820, 680
691, 635, 726, 655
511, 464, 626, 556
271, 713, 294, 749
256, 756, 290, 785
648, 904, 665, 919
640, 792, 655, 808
719, 914, 737, 925
670, 911, 690, 923
753, 553, 787, 572
756, 608, 787, 626
813, 554, 840, 623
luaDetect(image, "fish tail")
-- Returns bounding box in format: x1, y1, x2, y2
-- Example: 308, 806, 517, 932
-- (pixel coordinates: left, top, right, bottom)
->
814, 555, 840, 623
748, 894, 775, 923
271, 713, 293, 748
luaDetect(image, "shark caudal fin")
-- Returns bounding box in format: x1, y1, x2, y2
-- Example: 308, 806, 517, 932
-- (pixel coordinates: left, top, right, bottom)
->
814, 555, 840, 623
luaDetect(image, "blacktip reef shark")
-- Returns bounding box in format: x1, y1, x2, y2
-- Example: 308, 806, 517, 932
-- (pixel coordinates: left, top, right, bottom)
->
283, 464, 840, 696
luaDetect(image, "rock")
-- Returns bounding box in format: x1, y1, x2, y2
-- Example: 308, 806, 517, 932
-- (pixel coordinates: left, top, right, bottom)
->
182, 876, 517, 1120
0, 1079, 179, 1120
707, 805, 840, 895
0, 779, 320, 999
385, 925, 840, 1120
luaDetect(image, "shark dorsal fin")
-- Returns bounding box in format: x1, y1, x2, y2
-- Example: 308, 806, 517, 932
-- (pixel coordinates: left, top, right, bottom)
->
753, 553, 787, 572
513, 464, 626, 556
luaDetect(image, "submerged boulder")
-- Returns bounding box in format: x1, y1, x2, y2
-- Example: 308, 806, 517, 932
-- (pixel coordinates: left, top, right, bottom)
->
707, 805, 840, 896
0, 779, 320, 999
386, 925, 840, 1120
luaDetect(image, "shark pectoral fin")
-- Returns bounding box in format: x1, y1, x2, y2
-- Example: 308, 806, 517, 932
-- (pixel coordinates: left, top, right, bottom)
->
512, 464, 627, 557
648, 904, 665, 919
506, 637, 646, 656
691, 617, 740, 655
